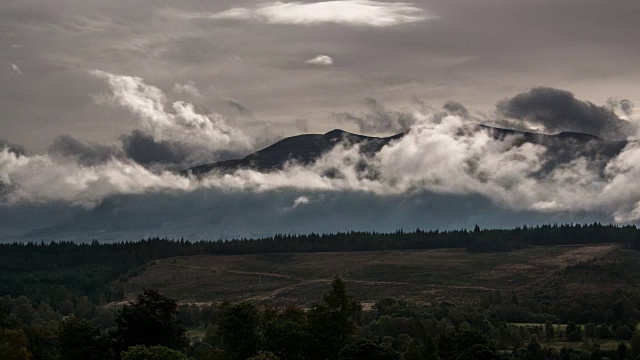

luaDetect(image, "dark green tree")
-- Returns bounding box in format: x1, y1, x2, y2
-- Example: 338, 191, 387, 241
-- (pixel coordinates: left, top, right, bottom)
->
113, 290, 188, 356
338, 339, 402, 360
614, 325, 633, 340
246, 354, 279, 360
192, 345, 226, 360
438, 329, 498, 360
631, 333, 640, 357
217, 302, 260, 360
22, 325, 59, 360
0, 328, 31, 360
58, 317, 112, 360
527, 334, 541, 358
452, 344, 505, 360
617, 342, 627, 360
544, 321, 555, 342
121, 345, 189, 360
596, 324, 612, 339
261, 306, 309, 360
565, 321, 582, 342
306, 277, 361, 360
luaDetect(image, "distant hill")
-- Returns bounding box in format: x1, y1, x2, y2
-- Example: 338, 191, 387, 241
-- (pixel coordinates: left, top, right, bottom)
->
186, 129, 403, 176
185, 126, 628, 176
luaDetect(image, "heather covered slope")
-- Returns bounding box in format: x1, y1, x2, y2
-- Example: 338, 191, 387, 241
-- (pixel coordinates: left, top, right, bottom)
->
124, 244, 623, 307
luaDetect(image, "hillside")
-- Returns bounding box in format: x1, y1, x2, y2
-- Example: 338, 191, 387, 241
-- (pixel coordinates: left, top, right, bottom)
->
123, 244, 626, 307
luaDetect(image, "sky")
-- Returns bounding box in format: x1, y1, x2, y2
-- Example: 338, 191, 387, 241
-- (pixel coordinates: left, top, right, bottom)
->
3, 0, 640, 149
1, 0, 640, 241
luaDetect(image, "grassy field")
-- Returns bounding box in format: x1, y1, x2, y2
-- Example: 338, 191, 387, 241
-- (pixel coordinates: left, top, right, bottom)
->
186, 326, 207, 341
123, 244, 623, 307
546, 340, 621, 351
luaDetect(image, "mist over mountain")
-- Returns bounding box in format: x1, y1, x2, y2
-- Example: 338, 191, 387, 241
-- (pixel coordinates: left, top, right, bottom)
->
187, 129, 404, 175
186, 126, 627, 177
0, 70, 639, 242
0, 121, 632, 242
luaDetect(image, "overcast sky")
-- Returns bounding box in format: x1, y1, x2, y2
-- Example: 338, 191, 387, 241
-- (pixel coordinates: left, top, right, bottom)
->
3, 0, 640, 241
2, 0, 640, 151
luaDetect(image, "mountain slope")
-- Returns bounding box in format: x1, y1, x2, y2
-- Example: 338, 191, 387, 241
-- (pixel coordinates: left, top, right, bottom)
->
187, 129, 404, 175
186, 126, 628, 176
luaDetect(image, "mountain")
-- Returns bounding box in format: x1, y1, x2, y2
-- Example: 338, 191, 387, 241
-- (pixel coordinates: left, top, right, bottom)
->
185, 126, 628, 176
186, 129, 405, 176
4, 126, 630, 242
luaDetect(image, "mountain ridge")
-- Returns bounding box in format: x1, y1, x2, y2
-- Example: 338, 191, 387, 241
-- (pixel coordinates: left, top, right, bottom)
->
185, 125, 628, 176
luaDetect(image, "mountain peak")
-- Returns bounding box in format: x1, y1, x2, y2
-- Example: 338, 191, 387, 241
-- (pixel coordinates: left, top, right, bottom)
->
324, 129, 349, 136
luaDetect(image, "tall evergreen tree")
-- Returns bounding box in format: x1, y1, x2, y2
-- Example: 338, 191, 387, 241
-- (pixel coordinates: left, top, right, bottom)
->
306, 276, 361, 360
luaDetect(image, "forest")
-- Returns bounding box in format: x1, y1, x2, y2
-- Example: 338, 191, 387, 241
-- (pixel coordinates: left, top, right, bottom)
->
3, 223, 640, 359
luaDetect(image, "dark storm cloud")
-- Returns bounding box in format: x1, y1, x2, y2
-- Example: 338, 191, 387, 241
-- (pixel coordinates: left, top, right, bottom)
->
120, 130, 193, 167
119, 130, 244, 169
497, 87, 633, 139
50, 135, 120, 165
333, 98, 417, 134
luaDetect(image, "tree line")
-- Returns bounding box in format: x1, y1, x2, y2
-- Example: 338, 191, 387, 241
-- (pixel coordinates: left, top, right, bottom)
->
2, 223, 639, 314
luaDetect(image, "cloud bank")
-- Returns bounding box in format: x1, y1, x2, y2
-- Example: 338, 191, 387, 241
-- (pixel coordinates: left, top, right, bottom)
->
162, 1, 430, 27
497, 87, 634, 140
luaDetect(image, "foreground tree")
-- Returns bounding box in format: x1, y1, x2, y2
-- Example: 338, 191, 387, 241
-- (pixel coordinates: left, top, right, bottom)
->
631, 332, 640, 357
58, 317, 112, 360
306, 276, 361, 360
113, 290, 188, 356
22, 325, 58, 360
339, 339, 403, 360
121, 345, 188, 360
438, 329, 501, 360
261, 307, 309, 360
0, 329, 31, 360
246, 354, 279, 360
217, 302, 260, 360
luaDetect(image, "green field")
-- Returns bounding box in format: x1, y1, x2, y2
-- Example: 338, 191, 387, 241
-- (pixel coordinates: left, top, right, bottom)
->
186, 326, 207, 341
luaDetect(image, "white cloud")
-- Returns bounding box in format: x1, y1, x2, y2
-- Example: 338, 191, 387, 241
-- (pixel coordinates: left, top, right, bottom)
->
161, 1, 431, 27
293, 195, 311, 208
305, 55, 334, 66
10, 64, 22, 75
0, 148, 192, 208
172, 81, 202, 97
92, 70, 253, 165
